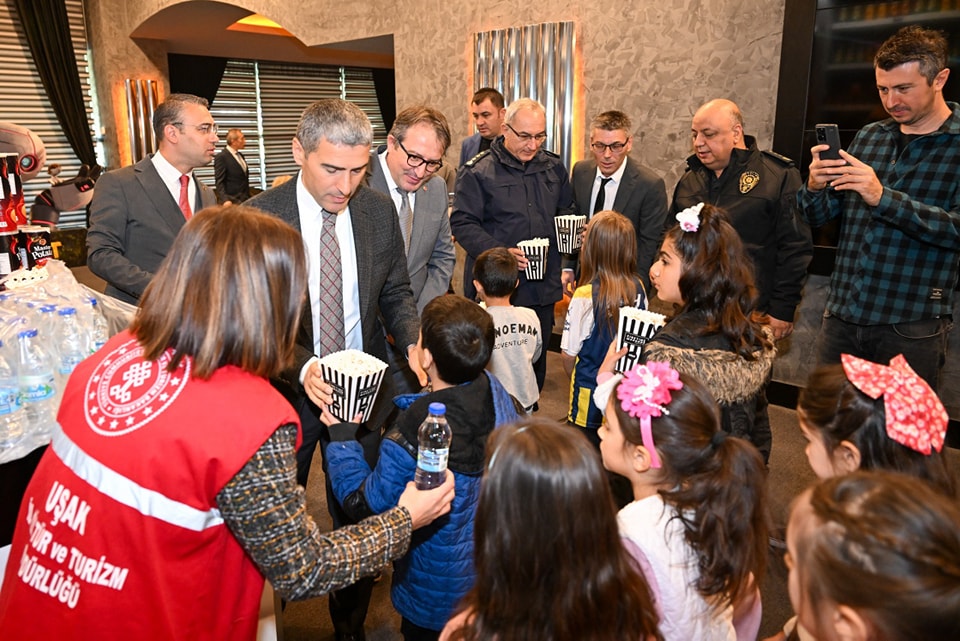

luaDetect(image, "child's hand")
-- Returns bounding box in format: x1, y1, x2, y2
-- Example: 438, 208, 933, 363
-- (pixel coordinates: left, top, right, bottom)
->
599, 341, 629, 375
318, 405, 362, 427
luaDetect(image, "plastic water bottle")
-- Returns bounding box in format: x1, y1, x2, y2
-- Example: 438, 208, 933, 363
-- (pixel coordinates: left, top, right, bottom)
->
17, 328, 56, 439
0, 340, 24, 449
415, 402, 452, 490
55, 307, 85, 379
85, 297, 109, 353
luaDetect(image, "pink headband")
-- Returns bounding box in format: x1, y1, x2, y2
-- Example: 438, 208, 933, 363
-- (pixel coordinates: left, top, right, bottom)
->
616, 362, 683, 468
841, 353, 947, 455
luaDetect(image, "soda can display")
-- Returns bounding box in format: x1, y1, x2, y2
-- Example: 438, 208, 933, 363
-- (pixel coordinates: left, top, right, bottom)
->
19, 225, 53, 269
0, 230, 20, 280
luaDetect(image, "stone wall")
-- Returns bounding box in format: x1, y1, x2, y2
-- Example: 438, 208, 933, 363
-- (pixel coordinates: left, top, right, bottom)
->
84, 0, 788, 182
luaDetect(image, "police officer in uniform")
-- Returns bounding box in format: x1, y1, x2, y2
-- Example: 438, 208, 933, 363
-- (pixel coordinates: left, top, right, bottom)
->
672, 98, 812, 340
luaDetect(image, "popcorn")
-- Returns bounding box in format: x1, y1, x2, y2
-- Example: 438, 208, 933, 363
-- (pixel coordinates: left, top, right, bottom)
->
318, 349, 389, 423
554, 215, 587, 254
517, 237, 550, 281
615, 307, 667, 373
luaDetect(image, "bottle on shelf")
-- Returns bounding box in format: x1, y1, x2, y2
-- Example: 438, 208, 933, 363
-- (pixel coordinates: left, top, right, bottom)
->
415, 402, 452, 490
17, 327, 56, 440
0, 339, 24, 449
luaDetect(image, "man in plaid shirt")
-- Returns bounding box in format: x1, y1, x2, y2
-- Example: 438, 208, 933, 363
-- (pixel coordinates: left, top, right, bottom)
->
799, 25, 959, 390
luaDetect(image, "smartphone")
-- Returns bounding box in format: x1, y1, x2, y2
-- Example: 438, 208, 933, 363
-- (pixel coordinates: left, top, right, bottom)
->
814, 124, 843, 161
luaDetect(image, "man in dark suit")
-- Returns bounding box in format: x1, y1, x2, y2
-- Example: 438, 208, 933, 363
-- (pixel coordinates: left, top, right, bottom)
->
86, 93, 218, 304
458, 87, 505, 166
214, 128, 250, 203
247, 98, 423, 641
564, 110, 668, 294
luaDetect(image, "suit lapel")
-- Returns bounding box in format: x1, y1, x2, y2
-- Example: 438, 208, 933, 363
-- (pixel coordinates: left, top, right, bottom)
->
612, 160, 639, 213
576, 162, 597, 214
350, 187, 373, 325
135, 156, 186, 235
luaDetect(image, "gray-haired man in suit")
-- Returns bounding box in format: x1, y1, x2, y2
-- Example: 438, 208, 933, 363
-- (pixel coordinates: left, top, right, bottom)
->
562, 110, 668, 294
247, 98, 424, 641
87, 93, 219, 304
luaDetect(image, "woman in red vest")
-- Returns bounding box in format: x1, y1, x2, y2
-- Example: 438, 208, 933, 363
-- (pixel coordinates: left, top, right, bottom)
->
0, 205, 454, 640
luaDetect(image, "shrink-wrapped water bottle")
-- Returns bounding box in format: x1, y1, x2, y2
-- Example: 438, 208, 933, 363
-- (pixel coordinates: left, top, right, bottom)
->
17, 328, 56, 439
55, 307, 85, 379
415, 402, 452, 490
85, 296, 109, 353
0, 339, 24, 449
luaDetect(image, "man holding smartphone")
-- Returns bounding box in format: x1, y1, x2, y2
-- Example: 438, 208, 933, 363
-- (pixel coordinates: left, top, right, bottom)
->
799, 25, 960, 391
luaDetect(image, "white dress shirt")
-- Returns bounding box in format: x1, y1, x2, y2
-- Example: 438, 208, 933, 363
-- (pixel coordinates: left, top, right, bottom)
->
296, 172, 362, 358
589, 158, 628, 216
377, 150, 417, 213
152, 151, 196, 210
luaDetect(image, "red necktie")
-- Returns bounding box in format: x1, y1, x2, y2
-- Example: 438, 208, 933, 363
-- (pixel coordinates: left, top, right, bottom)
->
178, 174, 192, 220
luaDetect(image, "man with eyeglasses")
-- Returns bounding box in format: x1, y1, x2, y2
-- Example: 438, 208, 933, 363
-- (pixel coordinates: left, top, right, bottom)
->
87, 93, 218, 304
564, 110, 668, 294
452, 97, 575, 392
671, 98, 812, 341
367, 105, 456, 393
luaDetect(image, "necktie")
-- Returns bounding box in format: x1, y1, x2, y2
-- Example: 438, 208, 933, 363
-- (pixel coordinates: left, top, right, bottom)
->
397, 188, 413, 253
593, 177, 613, 215
317, 210, 345, 355
178, 174, 192, 220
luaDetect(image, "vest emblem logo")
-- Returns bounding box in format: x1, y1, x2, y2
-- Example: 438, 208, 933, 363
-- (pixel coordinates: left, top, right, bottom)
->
739, 171, 760, 194
84, 339, 190, 436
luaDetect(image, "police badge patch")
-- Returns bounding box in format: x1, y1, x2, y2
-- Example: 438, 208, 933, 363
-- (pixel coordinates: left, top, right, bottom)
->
739, 171, 760, 194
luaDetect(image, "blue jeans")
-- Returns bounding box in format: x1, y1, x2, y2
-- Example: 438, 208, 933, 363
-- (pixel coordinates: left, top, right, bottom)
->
816, 312, 952, 392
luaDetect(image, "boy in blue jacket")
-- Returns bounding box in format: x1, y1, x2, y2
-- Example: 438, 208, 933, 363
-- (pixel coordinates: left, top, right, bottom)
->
324, 294, 520, 641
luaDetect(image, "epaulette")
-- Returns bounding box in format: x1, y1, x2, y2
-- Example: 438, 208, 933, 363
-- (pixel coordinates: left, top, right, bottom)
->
762, 149, 796, 167
541, 149, 560, 159
464, 149, 491, 168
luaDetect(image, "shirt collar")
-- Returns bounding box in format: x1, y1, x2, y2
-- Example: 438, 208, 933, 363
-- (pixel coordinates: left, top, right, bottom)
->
595, 157, 628, 184
377, 149, 402, 193
151, 150, 184, 185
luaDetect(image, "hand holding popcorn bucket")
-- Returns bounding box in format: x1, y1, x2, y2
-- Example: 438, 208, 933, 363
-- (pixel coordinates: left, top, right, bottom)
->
615, 308, 667, 372
517, 237, 549, 281
318, 349, 389, 423
554, 215, 587, 254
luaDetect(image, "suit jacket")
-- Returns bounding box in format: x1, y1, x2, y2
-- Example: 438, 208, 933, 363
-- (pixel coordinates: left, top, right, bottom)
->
366, 150, 456, 314
214, 148, 250, 203
570, 157, 668, 289
86, 155, 217, 304
246, 178, 420, 426
458, 133, 483, 166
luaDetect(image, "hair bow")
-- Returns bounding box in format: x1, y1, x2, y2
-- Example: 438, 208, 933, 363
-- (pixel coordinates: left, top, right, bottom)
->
675, 202, 704, 232
616, 362, 683, 468
841, 353, 947, 455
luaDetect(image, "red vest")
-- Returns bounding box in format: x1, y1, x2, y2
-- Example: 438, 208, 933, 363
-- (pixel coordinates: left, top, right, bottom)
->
0, 331, 300, 640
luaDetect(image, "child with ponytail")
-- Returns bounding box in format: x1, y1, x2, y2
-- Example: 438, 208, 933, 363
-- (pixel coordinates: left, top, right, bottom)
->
644, 202, 775, 462
594, 356, 769, 641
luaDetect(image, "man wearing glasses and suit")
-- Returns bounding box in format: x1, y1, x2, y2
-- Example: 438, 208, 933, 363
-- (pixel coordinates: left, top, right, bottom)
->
366, 105, 456, 393
452, 97, 575, 392
563, 110, 668, 294
87, 93, 219, 304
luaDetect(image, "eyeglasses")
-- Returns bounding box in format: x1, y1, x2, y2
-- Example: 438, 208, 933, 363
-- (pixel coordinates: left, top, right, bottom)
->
174, 122, 219, 135
397, 140, 443, 172
506, 123, 548, 143
590, 141, 628, 153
